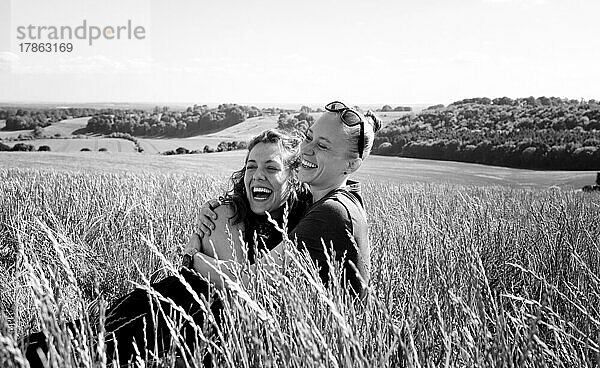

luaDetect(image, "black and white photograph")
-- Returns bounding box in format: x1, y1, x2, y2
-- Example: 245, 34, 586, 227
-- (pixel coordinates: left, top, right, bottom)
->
1, 0, 600, 366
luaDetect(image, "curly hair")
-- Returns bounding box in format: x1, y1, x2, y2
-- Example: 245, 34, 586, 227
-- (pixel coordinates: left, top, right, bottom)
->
220, 129, 304, 225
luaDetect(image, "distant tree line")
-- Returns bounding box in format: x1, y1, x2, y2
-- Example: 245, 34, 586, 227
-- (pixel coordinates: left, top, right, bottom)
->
373, 97, 600, 170
162, 140, 248, 155
86, 104, 261, 137
0, 107, 99, 130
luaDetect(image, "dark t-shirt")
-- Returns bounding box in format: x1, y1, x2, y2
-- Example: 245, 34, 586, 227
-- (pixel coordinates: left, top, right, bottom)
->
290, 180, 370, 297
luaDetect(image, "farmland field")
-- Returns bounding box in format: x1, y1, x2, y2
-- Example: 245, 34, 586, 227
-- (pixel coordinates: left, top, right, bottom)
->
204, 115, 279, 139
34, 116, 90, 137
137, 116, 281, 153
0, 116, 90, 139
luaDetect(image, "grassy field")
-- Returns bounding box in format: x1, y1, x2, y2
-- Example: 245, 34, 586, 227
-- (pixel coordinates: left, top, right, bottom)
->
0, 160, 599, 366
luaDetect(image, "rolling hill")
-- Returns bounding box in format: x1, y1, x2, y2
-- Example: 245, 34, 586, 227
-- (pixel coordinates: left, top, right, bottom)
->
0, 110, 414, 154
1, 116, 280, 154
0, 116, 91, 139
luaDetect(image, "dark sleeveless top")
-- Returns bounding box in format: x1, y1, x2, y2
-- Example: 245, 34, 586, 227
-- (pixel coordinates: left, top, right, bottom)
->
289, 181, 370, 298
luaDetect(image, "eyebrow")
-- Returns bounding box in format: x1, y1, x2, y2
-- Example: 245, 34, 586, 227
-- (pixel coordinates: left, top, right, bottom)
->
246, 159, 282, 164
307, 129, 332, 144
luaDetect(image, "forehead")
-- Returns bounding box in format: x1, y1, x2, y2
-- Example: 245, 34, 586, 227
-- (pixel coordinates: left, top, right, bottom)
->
310, 112, 349, 147
247, 142, 284, 163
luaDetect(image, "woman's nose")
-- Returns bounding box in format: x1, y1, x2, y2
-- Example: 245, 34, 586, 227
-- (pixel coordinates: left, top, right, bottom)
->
253, 167, 267, 180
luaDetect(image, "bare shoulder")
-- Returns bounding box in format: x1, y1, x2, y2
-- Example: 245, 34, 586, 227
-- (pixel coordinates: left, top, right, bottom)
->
209, 204, 244, 240
204, 203, 245, 261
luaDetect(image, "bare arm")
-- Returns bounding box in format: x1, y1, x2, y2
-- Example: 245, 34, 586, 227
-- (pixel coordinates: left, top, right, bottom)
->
182, 199, 221, 267
182, 199, 221, 261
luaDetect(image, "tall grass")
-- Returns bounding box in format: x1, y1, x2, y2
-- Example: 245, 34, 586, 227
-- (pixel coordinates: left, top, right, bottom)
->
0, 168, 599, 367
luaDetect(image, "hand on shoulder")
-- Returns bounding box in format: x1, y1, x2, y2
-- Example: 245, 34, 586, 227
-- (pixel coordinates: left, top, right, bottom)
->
201, 203, 245, 262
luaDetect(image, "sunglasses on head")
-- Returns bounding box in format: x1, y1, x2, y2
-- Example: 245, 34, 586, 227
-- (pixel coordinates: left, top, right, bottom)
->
324, 101, 365, 159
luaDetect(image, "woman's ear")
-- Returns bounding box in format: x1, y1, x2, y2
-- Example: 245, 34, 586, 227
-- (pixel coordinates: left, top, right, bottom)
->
345, 158, 362, 175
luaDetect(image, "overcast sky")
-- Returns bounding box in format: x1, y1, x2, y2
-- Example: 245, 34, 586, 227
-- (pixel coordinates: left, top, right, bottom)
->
0, 0, 598, 106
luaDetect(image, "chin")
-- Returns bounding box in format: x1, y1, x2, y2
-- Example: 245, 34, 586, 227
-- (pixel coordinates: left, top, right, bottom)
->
298, 171, 313, 184
249, 203, 266, 215
249, 201, 273, 215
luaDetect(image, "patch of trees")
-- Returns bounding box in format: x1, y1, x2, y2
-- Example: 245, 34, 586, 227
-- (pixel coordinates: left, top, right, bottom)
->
277, 112, 315, 133
373, 97, 600, 170
162, 140, 248, 155
298, 106, 324, 113
106, 132, 144, 152
1, 107, 99, 130
0, 142, 52, 152
424, 104, 445, 111
378, 105, 412, 112
86, 104, 261, 137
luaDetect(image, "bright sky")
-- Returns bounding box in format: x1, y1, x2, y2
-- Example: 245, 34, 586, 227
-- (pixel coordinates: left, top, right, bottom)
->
0, 0, 599, 106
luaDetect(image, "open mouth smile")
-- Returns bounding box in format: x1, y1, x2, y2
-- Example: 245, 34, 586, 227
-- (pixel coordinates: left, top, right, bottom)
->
251, 186, 273, 201
301, 159, 317, 169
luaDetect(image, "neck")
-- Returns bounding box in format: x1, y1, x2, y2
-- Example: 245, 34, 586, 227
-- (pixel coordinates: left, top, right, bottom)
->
310, 178, 347, 203
260, 204, 284, 221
